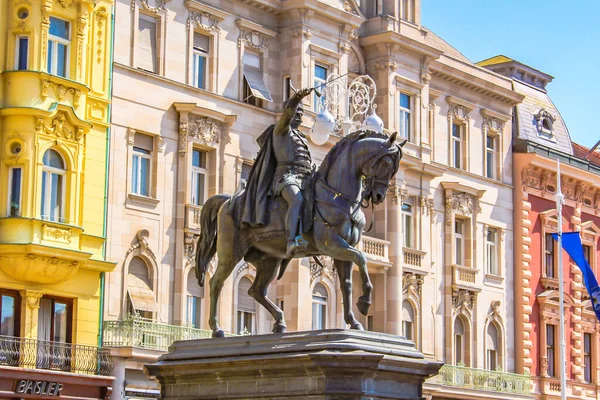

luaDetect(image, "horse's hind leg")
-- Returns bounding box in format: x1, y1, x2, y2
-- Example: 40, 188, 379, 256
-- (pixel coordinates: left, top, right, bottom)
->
335, 259, 363, 330
248, 256, 287, 333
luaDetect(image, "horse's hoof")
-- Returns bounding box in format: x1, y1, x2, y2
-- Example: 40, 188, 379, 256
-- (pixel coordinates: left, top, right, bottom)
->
350, 322, 364, 330
272, 323, 287, 334
212, 329, 225, 338
357, 296, 371, 315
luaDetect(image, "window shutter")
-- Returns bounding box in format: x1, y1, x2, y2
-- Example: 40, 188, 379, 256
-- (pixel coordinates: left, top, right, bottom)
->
129, 256, 151, 285
402, 300, 414, 322
486, 323, 498, 350
137, 14, 157, 73
134, 132, 154, 152
242, 52, 272, 102
193, 32, 209, 52
187, 269, 203, 298
237, 277, 256, 312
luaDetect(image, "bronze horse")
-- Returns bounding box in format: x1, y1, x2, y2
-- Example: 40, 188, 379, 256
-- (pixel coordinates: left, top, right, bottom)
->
196, 130, 405, 337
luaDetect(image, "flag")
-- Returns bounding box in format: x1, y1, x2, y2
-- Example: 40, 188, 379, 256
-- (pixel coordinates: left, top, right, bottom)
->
552, 232, 600, 322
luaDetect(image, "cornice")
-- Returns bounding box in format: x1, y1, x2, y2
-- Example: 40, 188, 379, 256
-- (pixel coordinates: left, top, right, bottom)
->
441, 182, 486, 198
280, 0, 364, 28
235, 18, 278, 38
446, 95, 476, 111
234, 0, 280, 15
359, 31, 443, 60
481, 108, 510, 122
308, 43, 342, 60
173, 102, 237, 126
184, 0, 230, 20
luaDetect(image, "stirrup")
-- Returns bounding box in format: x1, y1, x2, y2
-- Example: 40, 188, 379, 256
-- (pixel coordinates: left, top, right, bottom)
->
295, 235, 308, 249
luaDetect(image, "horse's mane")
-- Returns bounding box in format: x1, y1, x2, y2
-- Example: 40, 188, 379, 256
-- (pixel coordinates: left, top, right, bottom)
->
317, 130, 390, 176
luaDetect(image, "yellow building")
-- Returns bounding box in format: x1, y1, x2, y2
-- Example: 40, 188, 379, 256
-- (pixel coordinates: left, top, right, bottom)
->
0, 0, 115, 396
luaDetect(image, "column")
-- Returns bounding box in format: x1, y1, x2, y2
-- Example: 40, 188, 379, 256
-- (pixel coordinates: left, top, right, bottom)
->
386, 184, 407, 335
20, 290, 43, 339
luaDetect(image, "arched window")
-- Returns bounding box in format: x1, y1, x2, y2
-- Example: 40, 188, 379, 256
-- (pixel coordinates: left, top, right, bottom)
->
186, 270, 203, 328
41, 149, 66, 222
486, 323, 499, 370
126, 256, 156, 320
312, 283, 328, 330
402, 300, 415, 341
454, 317, 465, 365
237, 277, 255, 334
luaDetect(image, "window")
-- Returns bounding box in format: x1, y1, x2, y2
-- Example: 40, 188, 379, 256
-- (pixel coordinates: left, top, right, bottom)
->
242, 52, 272, 106
8, 167, 22, 217
38, 297, 72, 343
192, 32, 209, 89
186, 270, 203, 328
41, 149, 66, 222
547, 324, 556, 377
545, 233, 556, 278
584, 332, 592, 383
314, 64, 327, 111
486, 228, 499, 275
137, 13, 158, 73
239, 162, 252, 191
584, 245, 592, 267
402, 300, 414, 341
402, 200, 413, 248
367, 315, 374, 331
16, 36, 29, 70
486, 323, 499, 370
0, 291, 20, 337
47, 17, 70, 77
486, 135, 497, 179
401, 0, 413, 22
312, 283, 328, 330
237, 277, 256, 334
452, 123, 463, 169
454, 318, 465, 365
191, 149, 208, 205
455, 219, 465, 266
277, 298, 284, 313
399, 93, 411, 141
132, 133, 153, 197
126, 256, 156, 319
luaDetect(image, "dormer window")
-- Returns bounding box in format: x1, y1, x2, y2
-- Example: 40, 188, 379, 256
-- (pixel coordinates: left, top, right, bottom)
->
534, 109, 556, 141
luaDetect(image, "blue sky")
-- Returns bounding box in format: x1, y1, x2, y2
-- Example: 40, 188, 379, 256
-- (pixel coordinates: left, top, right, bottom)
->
421, 1, 600, 148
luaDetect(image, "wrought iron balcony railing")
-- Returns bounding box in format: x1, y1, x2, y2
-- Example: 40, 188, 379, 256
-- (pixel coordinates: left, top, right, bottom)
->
428, 364, 531, 395
103, 315, 215, 351
0, 335, 113, 376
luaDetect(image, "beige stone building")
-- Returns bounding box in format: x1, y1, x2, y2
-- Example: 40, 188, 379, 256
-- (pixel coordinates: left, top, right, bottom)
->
101, 0, 530, 398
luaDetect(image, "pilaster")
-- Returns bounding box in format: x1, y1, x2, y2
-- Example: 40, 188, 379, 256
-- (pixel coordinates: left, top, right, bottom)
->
20, 290, 44, 339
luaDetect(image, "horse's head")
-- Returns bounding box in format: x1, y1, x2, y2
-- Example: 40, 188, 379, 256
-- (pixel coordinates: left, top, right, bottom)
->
360, 131, 406, 205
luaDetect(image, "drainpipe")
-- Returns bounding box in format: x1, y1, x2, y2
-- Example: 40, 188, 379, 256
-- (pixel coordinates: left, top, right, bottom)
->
98, 4, 116, 349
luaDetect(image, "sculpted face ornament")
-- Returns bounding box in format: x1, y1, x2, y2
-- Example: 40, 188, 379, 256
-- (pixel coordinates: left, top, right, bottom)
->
193, 87, 406, 338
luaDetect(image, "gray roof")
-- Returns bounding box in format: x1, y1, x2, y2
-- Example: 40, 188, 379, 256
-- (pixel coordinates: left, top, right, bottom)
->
513, 80, 573, 155
422, 28, 473, 65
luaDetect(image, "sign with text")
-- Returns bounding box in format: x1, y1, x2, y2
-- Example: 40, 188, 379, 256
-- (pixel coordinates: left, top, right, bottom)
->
15, 380, 63, 396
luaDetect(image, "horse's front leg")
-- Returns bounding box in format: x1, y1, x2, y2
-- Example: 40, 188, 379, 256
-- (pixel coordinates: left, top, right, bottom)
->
334, 259, 363, 330
316, 229, 373, 316
248, 256, 287, 333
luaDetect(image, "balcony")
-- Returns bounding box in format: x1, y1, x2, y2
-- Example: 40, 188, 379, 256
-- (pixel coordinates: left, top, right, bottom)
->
403, 247, 427, 274
358, 236, 390, 266
103, 315, 215, 352
0, 335, 112, 376
427, 364, 531, 396
452, 264, 481, 291
185, 204, 203, 232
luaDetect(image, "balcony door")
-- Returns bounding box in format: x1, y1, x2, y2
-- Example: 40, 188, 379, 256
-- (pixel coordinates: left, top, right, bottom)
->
37, 297, 72, 371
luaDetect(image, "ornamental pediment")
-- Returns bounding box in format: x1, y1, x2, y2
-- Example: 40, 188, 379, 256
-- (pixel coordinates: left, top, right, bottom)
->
34, 103, 92, 142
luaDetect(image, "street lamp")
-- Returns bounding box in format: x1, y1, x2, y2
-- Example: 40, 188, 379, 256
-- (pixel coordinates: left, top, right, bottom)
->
310, 73, 382, 144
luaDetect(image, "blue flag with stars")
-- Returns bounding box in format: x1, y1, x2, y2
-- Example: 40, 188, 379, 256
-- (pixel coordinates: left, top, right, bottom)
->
552, 232, 600, 322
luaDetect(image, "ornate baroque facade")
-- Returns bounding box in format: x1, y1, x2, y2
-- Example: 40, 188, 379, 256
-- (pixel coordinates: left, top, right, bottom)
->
0, 0, 115, 396
102, 1, 527, 399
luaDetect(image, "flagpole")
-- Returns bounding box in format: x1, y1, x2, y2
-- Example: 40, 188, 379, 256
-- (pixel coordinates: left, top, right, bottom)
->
556, 159, 567, 400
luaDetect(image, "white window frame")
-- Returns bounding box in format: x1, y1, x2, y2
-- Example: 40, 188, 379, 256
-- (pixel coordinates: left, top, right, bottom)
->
186, 295, 202, 328
191, 149, 209, 206
312, 287, 328, 330
8, 166, 23, 217
47, 17, 70, 78
486, 349, 497, 370
41, 153, 66, 223
237, 310, 255, 335
486, 134, 498, 179
192, 32, 209, 89
401, 200, 414, 248
584, 332, 593, 383
314, 64, 328, 112
455, 219, 465, 266
455, 331, 464, 365
399, 92, 412, 142
15, 35, 29, 70
132, 147, 152, 197
486, 227, 499, 275
451, 123, 463, 169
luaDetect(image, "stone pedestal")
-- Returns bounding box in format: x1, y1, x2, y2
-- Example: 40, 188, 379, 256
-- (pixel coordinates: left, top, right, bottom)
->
145, 329, 442, 399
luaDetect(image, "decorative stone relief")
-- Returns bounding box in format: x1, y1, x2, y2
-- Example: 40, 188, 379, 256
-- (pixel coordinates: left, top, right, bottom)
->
447, 104, 470, 122
42, 224, 72, 244
376, 60, 398, 72
402, 272, 423, 296
41, 80, 82, 107
20, 290, 43, 309
188, 11, 219, 31
310, 256, 335, 284
57, 0, 73, 7
292, 27, 312, 39
482, 116, 505, 133
420, 72, 432, 85
445, 192, 476, 225
178, 121, 188, 156
35, 113, 84, 141
338, 41, 351, 54
388, 186, 408, 205
136, 0, 169, 13
485, 300, 502, 324
540, 356, 549, 377
453, 289, 476, 313
95, 7, 108, 64
184, 233, 199, 269
126, 229, 156, 262
238, 29, 270, 49
187, 116, 220, 146
419, 196, 434, 216
234, 261, 252, 280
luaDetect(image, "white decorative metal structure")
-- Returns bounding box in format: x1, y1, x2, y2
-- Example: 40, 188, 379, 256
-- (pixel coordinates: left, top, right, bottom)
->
311, 73, 383, 145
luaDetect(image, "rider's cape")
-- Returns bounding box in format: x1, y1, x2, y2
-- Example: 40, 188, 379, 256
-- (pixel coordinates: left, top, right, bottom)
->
232, 124, 276, 227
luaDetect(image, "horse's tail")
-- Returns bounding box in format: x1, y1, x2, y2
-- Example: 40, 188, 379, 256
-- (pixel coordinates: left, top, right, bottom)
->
196, 194, 231, 287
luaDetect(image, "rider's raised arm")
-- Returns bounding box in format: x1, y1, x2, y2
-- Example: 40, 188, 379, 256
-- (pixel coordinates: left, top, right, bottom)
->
274, 88, 312, 136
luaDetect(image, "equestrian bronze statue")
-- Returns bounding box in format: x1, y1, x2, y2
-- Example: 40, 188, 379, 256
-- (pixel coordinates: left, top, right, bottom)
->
195, 88, 406, 337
